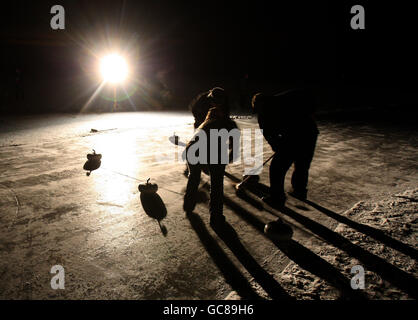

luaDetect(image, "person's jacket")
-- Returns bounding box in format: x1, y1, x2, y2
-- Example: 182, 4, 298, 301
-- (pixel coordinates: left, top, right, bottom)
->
186, 116, 239, 165
258, 89, 319, 151
189, 91, 211, 128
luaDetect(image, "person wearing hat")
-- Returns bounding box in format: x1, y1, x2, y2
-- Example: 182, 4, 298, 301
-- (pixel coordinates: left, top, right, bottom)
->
189, 90, 211, 129
184, 88, 239, 229
188, 87, 231, 129
185, 87, 231, 176
207, 87, 230, 116
251, 88, 319, 208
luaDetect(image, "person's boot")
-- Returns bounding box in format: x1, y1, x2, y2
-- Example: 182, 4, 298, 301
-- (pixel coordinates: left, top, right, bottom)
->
183, 196, 196, 216
183, 165, 189, 178
288, 189, 307, 201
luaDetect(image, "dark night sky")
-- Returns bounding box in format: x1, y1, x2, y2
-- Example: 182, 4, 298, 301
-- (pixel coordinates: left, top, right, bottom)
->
1, 1, 337, 79
0, 0, 417, 112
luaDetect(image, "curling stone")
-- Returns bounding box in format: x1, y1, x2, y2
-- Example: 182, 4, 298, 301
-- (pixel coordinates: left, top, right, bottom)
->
138, 178, 158, 194
87, 149, 102, 161
83, 149, 102, 176
264, 219, 293, 241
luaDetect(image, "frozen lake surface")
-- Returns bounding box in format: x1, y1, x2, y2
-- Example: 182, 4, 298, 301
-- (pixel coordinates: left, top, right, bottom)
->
0, 112, 417, 299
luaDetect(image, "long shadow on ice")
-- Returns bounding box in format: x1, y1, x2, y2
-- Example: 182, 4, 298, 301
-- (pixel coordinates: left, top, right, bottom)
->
186, 212, 261, 300
302, 199, 418, 261
223, 195, 366, 300
140, 192, 168, 236
278, 205, 418, 299
224, 171, 269, 199
83, 159, 101, 176
212, 221, 293, 300
226, 175, 418, 298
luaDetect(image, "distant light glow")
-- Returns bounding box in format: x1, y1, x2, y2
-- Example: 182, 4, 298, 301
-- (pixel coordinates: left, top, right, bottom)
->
100, 54, 128, 84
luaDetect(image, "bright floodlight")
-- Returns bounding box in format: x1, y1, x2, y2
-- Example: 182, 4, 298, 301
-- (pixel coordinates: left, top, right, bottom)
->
100, 54, 128, 83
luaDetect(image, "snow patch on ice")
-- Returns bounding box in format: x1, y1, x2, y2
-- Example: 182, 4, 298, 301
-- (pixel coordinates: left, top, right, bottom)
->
278, 189, 417, 299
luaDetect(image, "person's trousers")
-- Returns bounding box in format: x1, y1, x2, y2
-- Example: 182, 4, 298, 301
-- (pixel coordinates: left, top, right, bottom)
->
184, 162, 226, 217
270, 135, 317, 199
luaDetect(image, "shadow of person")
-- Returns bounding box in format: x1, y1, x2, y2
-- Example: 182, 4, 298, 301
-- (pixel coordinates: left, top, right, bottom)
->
278, 205, 418, 299
235, 188, 266, 211
186, 212, 262, 300
140, 192, 168, 236
224, 171, 241, 183
212, 221, 293, 300
222, 195, 366, 300
83, 159, 101, 176
246, 182, 271, 198
301, 199, 418, 261
196, 187, 209, 204
230, 174, 418, 264
224, 171, 270, 199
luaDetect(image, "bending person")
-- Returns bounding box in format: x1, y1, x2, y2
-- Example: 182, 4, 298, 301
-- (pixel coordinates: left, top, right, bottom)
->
184, 88, 239, 229
251, 88, 319, 207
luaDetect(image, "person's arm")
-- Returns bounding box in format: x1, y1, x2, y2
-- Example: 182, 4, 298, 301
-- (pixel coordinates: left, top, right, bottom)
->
183, 127, 205, 162
187, 127, 203, 148
258, 115, 281, 152
190, 92, 210, 124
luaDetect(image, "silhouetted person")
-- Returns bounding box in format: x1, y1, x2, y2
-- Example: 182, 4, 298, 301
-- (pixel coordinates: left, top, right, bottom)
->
189, 87, 232, 129
185, 87, 230, 176
189, 90, 212, 129
252, 88, 319, 207
184, 88, 238, 228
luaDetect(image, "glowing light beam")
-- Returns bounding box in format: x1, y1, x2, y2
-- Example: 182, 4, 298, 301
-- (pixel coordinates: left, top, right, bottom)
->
81, 81, 107, 113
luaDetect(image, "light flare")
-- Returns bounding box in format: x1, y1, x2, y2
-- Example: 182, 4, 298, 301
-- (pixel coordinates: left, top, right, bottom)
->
100, 54, 129, 84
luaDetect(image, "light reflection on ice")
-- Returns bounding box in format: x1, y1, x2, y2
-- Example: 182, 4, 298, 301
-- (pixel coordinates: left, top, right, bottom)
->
0, 112, 193, 146
89, 133, 140, 214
